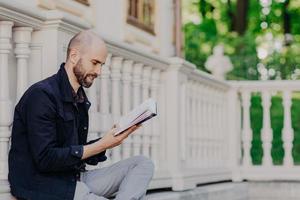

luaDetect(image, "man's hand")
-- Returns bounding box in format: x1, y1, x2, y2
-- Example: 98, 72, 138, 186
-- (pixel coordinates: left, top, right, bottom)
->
99, 124, 141, 149
81, 124, 141, 160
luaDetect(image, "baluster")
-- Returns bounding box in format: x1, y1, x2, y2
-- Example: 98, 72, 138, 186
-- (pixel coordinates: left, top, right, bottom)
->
179, 78, 187, 163
202, 86, 209, 168
99, 54, 112, 166
86, 79, 99, 142
85, 81, 100, 170
100, 54, 111, 118
0, 21, 14, 186
185, 81, 191, 166
150, 69, 160, 167
141, 66, 151, 158
110, 56, 123, 163
214, 90, 219, 166
241, 90, 252, 166
283, 90, 294, 166
196, 83, 201, 167
121, 60, 134, 159
211, 89, 217, 166
198, 84, 205, 168
191, 81, 197, 168
221, 92, 227, 166
207, 88, 213, 167
261, 91, 273, 166
132, 63, 143, 155
13, 27, 33, 103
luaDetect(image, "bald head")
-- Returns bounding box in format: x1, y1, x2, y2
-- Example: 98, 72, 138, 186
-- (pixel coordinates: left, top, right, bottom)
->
66, 30, 107, 61
65, 30, 108, 89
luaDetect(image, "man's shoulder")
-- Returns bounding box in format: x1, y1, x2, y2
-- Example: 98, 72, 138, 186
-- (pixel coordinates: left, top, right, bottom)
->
19, 75, 59, 106
28, 75, 57, 95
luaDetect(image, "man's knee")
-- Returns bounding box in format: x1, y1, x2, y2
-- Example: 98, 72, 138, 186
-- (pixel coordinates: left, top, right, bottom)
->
132, 155, 155, 172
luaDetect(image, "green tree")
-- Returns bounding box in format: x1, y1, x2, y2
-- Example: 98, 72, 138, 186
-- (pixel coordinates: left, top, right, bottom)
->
183, 0, 300, 80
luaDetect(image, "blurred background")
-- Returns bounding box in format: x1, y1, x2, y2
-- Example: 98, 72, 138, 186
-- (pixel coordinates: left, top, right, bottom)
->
183, 0, 300, 81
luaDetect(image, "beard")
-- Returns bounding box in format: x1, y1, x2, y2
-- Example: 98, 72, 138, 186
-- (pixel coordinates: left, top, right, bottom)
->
73, 59, 97, 88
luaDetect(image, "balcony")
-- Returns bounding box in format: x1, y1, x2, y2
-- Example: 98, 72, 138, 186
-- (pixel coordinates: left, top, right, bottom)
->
1, 1, 300, 199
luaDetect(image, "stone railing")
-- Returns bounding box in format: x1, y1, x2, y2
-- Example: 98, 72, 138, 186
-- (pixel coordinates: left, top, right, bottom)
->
230, 81, 300, 181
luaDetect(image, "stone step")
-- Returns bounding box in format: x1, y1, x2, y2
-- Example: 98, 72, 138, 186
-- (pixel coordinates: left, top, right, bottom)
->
146, 182, 248, 200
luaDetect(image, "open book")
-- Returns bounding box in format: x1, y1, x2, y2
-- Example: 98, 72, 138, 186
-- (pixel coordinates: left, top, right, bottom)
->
114, 98, 157, 136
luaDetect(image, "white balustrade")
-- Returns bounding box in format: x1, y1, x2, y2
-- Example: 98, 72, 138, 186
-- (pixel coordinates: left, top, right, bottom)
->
232, 81, 300, 181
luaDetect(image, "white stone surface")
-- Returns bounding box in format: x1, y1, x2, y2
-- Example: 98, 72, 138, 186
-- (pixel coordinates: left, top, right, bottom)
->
147, 181, 300, 200
146, 182, 248, 200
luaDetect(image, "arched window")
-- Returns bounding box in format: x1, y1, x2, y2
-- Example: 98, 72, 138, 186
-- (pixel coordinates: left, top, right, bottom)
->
127, 0, 155, 35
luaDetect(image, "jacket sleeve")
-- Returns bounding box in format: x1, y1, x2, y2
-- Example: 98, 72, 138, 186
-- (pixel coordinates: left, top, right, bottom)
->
26, 88, 84, 172
83, 138, 107, 165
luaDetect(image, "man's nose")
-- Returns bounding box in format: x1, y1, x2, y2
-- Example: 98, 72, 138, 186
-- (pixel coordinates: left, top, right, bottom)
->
96, 67, 101, 76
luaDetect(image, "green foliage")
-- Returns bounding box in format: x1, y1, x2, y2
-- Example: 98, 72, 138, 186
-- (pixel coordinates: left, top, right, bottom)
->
183, 0, 300, 80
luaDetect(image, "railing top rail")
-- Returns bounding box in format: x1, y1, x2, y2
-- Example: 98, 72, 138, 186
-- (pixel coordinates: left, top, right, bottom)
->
229, 80, 300, 92
104, 37, 170, 71
0, 0, 91, 31
175, 58, 231, 90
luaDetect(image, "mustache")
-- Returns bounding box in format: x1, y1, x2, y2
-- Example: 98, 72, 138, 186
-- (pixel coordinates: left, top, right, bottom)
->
87, 74, 98, 79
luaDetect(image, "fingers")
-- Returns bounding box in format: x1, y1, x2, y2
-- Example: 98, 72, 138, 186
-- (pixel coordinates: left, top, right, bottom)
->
117, 124, 141, 139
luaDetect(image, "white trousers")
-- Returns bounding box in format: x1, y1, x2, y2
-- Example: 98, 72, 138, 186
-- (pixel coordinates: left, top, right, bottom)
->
73, 156, 154, 200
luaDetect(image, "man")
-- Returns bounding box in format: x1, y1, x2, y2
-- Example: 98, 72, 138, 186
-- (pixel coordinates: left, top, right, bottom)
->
8, 30, 154, 200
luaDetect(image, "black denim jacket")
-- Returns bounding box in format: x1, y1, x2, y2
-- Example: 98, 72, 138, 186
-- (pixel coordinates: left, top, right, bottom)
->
8, 63, 106, 200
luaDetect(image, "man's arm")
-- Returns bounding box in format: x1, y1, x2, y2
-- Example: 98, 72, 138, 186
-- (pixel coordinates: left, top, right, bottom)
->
81, 125, 140, 160
26, 88, 141, 171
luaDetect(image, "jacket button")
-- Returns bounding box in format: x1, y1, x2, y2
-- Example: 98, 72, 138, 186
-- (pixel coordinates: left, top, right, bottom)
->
83, 126, 87, 130
75, 151, 78, 154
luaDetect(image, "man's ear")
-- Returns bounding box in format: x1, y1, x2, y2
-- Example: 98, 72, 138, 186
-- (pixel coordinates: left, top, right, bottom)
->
69, 48, 80, 65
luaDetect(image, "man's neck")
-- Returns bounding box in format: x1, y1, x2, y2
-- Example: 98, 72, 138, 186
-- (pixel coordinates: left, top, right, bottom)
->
64, 62, 80, 93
